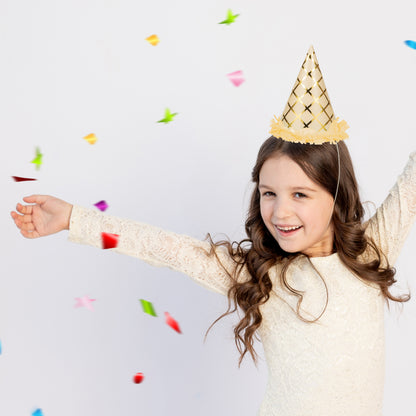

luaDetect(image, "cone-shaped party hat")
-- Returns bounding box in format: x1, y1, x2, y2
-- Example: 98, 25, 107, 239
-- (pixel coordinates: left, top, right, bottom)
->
270, 45, 349, 145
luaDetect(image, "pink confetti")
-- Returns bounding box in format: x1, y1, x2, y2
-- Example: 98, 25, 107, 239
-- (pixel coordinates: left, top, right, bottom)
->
74, 296, 96, 311
165, 312, 181, 334
227, 70, 245, 87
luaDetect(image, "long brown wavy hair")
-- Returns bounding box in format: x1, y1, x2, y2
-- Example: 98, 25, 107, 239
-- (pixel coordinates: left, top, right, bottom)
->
205, 136, 410, 367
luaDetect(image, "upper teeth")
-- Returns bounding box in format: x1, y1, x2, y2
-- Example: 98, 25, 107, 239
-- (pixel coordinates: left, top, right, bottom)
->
277, 225, 301, 231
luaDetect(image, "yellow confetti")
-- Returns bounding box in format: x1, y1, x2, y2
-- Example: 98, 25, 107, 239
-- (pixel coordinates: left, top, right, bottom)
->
146, 34, 160, 46
83, 133, 97, 144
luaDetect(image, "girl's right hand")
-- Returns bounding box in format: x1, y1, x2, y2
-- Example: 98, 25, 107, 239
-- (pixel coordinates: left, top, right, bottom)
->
10, 195, 73, 239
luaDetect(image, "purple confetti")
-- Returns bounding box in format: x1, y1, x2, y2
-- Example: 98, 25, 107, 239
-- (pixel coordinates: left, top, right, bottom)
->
94, 200, 108, 211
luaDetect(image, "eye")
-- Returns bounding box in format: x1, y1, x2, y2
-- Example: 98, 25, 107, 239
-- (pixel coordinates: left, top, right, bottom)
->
294, 192, 307, 198
261, 191, 275, 197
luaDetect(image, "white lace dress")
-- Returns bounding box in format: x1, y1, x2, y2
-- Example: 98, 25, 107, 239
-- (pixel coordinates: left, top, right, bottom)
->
68, 152, 416, 416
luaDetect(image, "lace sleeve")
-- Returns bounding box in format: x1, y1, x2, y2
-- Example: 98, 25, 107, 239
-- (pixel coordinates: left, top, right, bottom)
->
363, 151, 416, 266
68, 205, 246, 296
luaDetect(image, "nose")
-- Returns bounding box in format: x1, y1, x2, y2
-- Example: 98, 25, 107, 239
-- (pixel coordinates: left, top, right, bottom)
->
271, 197, 293, 222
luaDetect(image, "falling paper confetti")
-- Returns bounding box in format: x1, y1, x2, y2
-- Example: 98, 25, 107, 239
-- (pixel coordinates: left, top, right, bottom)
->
219, 9, 239, 25
133, 372, 144, 384
94, 200, 108, 211
0, 339, 2, 355
32, 409, 44, 416
157, 108, 178, 124
101, 232, 119, 249
165, 312, 181, 334
140, 299, 157, 317
227, 70, 245, 87
31, 147, 43, 170
404, 40, 416, 50
146, 34, 160, 46
12, 176, 37, 182
83, 133, 97, 144
74, 296, 96, 311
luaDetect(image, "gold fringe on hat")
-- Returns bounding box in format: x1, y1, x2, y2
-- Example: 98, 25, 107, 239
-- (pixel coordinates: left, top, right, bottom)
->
270, 45, 349, 145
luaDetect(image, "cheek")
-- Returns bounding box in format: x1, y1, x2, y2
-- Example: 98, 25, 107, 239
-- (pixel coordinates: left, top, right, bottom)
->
260, 201, 272, 222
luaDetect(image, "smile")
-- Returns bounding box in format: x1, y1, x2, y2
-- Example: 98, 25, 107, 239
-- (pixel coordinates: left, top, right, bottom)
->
275, 225, 303, 236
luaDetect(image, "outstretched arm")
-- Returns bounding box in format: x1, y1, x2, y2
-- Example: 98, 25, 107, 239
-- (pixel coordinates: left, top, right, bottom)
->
363, 151, 416, 266
11, 195, 246, 296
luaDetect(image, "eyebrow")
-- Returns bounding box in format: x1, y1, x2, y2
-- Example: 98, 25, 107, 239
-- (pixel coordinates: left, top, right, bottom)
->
258, 185, 317, 193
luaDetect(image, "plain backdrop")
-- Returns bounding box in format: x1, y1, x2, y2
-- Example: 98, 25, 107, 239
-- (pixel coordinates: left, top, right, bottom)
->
1, 0, 416, 415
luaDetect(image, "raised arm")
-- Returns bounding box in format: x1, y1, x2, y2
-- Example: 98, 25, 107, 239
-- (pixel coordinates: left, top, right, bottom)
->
363, 151, 416, 266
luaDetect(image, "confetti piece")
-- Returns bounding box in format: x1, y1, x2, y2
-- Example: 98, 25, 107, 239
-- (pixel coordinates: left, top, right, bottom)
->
83, 133, 97, 144
74, 296, 96, 311
31, 147, 43, 170
94, 200, 108, 211
133, 372, 144, 384
0, 339, 2, 355
157, 108, 178, 124
146, 34, 160, 46
12, 176, 37, 182
227, 70, 245, 87
140, 299, 157, 317
165, 311, 181, 334
32, 409, 43, 416
404, 40, 416, 50
219, 9, 239, 25
101, 232, 119, 249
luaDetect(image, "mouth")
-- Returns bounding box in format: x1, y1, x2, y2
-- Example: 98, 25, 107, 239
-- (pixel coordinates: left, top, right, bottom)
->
275, 225, 303, 237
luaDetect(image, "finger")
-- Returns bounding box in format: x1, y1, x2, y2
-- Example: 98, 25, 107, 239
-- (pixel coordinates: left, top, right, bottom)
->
20, 229, 40, 239
22, 195, 48, 205
22, 215, 32, 224
20, 222, 35, 232
15, 203, 32, 215
12, 216, 23, 230
10, 211, 20, 219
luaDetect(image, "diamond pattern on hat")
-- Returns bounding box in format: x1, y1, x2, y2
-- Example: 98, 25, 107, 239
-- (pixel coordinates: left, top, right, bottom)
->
281, 45, 335, 132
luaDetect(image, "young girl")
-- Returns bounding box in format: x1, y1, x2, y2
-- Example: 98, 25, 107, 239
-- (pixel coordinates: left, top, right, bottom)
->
10, 46, 416, 415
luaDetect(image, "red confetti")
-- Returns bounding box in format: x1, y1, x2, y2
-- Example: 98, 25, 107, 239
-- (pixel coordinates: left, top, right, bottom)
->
12, 176, 37, 182
133, 372, 144, 384
101, 232, 119, 249
164, 312, 181, 334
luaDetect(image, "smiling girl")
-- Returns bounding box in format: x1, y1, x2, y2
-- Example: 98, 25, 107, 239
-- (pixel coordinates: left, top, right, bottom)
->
10, 46, 416, 415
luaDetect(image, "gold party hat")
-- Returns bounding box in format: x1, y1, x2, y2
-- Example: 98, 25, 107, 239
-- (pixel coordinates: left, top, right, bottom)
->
270, 45, 349, 145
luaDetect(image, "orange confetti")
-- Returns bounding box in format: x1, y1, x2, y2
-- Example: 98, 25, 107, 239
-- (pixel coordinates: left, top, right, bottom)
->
146, 34, 160, 46
83, 133, 97, 144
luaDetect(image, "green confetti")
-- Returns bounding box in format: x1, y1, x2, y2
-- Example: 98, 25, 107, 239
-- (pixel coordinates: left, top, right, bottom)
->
140, 299, 157, 317
219, 9, 239, 25
31, 147, 43, 170
157, 108, 178, 124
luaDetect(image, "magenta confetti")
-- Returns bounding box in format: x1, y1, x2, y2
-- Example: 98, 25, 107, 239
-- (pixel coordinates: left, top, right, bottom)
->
94, 200, 108, 211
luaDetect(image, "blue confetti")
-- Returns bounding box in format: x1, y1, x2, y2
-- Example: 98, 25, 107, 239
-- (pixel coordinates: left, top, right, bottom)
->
32, 409, 43, 416
0, 339, 2, 355
404, 40, 416, 50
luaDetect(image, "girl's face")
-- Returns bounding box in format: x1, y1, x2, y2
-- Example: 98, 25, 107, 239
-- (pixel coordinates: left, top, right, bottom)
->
259, 154, 335, 257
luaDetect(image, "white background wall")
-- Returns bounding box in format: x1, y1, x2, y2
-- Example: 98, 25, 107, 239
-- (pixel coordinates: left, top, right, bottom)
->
1, 0, 416, 414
